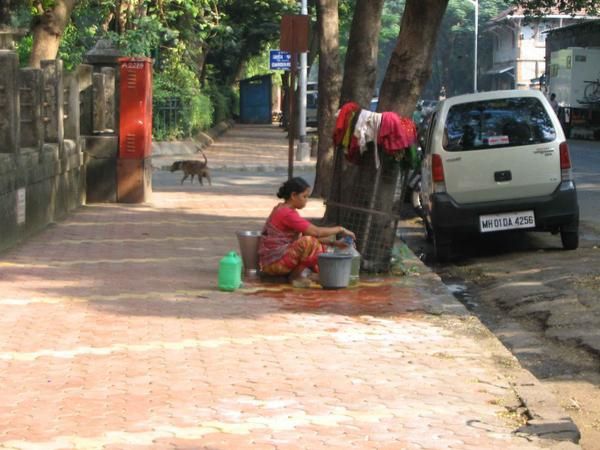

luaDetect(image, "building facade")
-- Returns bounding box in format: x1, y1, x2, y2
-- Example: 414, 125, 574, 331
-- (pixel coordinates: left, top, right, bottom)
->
482, 7, 592, 91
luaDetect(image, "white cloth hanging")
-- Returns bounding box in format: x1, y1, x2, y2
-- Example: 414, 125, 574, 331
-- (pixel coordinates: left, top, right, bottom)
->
353, 109, 383, 169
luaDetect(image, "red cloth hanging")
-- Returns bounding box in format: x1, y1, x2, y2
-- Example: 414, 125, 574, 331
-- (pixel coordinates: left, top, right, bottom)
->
378, 112, 417, 156
333, 102, 360, 146
332, 102, 362, 164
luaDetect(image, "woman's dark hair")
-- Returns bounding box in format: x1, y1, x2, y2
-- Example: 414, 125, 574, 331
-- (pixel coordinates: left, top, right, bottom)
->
277, 177, 310, 199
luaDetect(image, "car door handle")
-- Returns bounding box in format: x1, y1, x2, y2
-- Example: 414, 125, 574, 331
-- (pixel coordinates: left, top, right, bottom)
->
494, 170, 512, 182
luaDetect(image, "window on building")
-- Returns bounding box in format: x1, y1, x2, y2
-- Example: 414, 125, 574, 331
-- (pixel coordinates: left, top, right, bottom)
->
536, 22, 551, 44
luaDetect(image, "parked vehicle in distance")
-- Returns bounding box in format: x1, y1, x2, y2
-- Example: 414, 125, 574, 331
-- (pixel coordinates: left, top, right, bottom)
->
420, 89, 579, 261
418, 99, 438, 115
370, 97, 379, 111
306, 85, 318, 127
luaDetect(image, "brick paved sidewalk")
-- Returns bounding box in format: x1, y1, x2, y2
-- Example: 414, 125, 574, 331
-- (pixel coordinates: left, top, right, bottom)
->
0, 125, 578, 449
151, 123, 317, 172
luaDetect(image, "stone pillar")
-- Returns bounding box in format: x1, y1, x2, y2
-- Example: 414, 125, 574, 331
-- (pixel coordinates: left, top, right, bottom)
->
0, 28, 26, 51
84, 39, 121, 134
102, 67, 116, 132
92, 72, 106, 133
78, 64, 93, 135
40, 59, 64, 150
92, 68, 117, 133
82, 40, 122, 203
18, 68, 43, 150
0, 50, 19, 153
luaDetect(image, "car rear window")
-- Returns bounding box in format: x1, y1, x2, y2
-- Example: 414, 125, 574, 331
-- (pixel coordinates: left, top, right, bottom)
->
443, 97, 556, 152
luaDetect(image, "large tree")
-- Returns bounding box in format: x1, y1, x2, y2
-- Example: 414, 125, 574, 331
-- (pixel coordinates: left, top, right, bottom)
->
29, 0, 77, 67
323, 0, 449, 268
339, 0, 386, 107
378, 0, 449, 116
312, 0, 342, 198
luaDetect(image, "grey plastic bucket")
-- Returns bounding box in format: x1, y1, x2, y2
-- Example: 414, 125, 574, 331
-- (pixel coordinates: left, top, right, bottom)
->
318, 253, 353, 289
236, 231, 262, 277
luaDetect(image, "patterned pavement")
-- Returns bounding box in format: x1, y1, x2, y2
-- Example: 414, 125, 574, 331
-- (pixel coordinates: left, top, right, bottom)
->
0, 125, 574, 449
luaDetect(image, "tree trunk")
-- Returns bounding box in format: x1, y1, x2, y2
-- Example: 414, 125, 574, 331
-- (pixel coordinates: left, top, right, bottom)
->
29, 0, 76, 68
378, 0, 449, 116
324, 0, 384, 224
311, 0, 341, 199
340, 0, 385, 108
198, 44, 209, 88
349, 0, 448, 272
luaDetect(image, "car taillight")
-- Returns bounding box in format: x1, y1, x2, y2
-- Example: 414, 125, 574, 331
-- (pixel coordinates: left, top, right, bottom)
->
559, 142, 571, 169
432, 154, 445, 182
559, 141, 572, 181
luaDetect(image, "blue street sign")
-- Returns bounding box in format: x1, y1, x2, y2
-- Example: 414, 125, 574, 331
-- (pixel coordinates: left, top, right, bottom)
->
269, 50, 291, 70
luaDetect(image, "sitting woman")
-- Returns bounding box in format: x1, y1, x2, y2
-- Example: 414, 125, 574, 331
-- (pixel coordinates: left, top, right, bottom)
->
259, 177, 355, 286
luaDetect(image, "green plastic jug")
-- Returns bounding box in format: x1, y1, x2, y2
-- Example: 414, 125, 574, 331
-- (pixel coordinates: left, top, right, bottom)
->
218, 251, 242, 291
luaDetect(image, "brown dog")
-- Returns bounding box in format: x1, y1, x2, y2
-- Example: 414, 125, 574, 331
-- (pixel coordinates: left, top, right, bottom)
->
169, 149, 212, 185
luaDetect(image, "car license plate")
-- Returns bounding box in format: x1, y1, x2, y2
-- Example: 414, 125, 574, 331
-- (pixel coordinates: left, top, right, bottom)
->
479, 210, 535, 233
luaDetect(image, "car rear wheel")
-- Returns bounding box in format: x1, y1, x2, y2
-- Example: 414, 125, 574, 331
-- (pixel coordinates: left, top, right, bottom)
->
560, 227, 579, 250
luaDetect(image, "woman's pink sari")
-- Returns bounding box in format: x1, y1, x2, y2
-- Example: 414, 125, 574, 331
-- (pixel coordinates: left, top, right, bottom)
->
259, 206, 324, 274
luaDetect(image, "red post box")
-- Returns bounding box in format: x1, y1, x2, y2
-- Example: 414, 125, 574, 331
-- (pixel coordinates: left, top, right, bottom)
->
118, 57, 153, 159
117, 57, 153, 203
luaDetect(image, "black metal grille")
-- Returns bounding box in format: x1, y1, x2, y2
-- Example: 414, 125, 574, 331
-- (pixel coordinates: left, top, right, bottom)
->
327, 143, 409, 273
153, 96, 192, 139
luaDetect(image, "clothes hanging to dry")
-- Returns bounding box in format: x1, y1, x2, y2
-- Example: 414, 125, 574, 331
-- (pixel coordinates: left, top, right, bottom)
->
353, 109, 383, 168
333, 102, 417, 166
378, 112, 417, 156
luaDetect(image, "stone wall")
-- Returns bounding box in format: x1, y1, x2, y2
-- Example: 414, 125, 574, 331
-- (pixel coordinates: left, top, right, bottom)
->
0, 50, 116, 252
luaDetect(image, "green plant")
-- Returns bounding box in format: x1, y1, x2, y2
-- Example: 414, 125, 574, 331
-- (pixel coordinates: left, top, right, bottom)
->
152, 44, 214, 139
206, 84, 238, 126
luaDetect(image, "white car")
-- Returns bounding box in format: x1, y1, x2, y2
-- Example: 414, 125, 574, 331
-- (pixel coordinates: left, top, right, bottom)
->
420, 89, 579, 261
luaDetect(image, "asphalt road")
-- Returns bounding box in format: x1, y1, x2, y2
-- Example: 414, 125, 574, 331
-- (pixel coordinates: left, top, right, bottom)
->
570, 139, 600, 227
399, 138, 600, 449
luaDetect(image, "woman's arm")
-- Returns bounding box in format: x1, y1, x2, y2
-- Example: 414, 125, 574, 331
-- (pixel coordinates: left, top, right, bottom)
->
304, 224, 356, 240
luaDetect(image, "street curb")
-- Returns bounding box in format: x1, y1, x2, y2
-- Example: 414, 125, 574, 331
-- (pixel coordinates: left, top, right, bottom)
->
155, 163, 316, 173
152, 120, 235, 157
395, 244, 581, 448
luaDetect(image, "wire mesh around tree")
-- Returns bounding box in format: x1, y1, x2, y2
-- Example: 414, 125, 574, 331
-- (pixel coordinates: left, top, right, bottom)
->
326, 143, 410, 273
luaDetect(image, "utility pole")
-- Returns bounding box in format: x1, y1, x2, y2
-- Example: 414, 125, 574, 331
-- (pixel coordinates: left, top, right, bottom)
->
296, 0, 310, 161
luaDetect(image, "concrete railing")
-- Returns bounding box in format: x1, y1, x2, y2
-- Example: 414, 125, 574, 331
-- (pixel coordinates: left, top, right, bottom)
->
0, 49, 118, 252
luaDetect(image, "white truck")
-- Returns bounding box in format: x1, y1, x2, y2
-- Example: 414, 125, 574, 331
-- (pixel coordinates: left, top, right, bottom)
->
548, 47, 600, 139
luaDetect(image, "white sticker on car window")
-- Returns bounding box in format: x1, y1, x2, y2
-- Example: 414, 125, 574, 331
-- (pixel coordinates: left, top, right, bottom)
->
487, 135, 509, 146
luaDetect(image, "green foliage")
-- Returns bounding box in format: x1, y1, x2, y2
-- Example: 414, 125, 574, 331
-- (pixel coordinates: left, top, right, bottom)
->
57, 22, 96, 70
420, 0, 510, 98
511, 0, 600, 16
153, 44, 213, 140
205, 83, 239, 125
245, 50, 272, 79
107, 16, 169, 57
205, 0, 297, 84
15, 34, 32, 67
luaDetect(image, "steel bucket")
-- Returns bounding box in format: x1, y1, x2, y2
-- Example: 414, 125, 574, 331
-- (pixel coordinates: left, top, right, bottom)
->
236, 231, 262, 277
318, 253, 352, 289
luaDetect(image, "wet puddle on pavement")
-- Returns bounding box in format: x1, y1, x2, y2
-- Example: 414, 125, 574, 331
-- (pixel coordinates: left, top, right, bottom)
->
445, 282, 478, 310
241, 277, 422, 316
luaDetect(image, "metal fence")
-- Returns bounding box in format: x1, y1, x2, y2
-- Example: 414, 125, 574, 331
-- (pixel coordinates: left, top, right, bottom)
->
153, 96, 192, 139
327, 145, 410, 273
